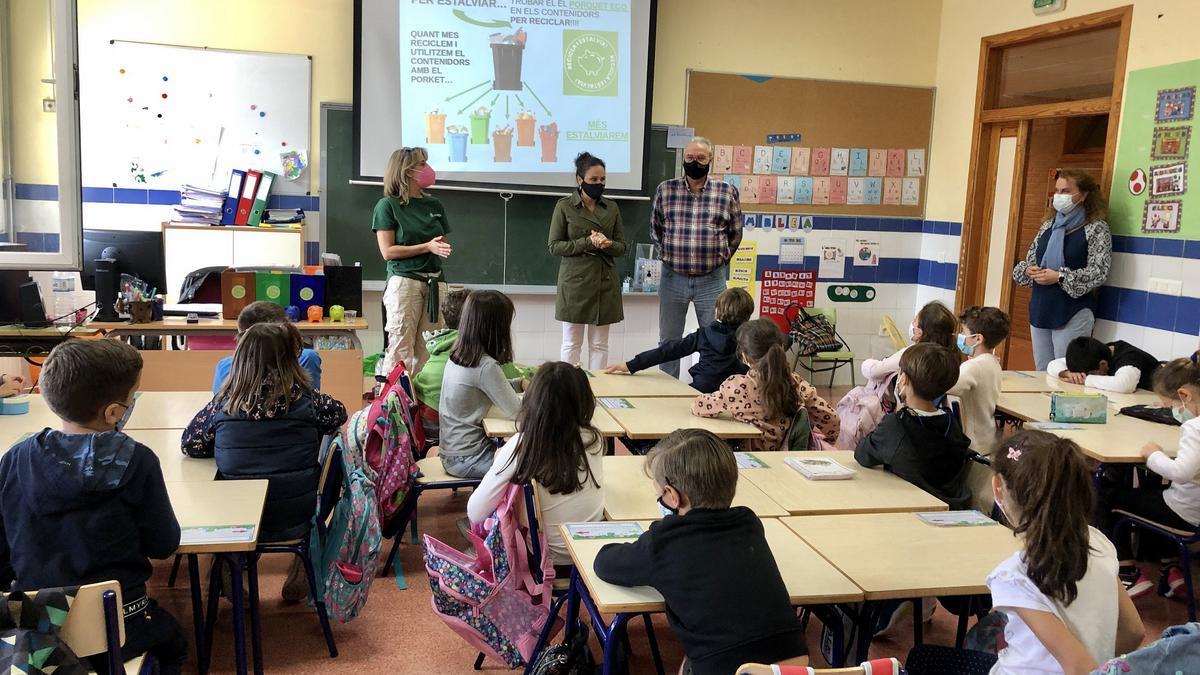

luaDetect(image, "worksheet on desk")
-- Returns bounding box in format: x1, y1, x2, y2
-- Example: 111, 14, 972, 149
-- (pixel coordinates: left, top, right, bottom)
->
181, 525, 256, 545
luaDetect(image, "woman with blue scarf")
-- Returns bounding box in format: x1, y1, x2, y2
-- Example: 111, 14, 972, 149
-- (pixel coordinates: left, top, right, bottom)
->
1012, 169, 1113, 370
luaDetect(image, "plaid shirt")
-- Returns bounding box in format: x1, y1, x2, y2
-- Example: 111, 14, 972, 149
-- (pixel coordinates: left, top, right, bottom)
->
650, 177, 743, 276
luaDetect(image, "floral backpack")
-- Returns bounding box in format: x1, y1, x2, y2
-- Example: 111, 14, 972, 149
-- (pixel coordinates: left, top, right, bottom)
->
423, 483, 559, 668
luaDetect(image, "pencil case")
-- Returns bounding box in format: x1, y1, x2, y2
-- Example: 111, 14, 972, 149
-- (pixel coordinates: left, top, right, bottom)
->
0, 395, 30, 415
1049, 392, 1107, 424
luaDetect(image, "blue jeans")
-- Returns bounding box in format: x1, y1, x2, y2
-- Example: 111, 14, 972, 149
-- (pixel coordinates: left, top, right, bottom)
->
1029, 308, 1094, 371
658, 263, 728, 378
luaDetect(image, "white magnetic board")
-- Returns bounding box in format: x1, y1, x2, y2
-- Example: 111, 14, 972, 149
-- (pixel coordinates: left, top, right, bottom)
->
79, 41, 311, 195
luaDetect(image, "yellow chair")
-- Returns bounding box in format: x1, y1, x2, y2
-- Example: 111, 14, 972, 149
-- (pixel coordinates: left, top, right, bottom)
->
881, 314, 907, 352
791, 307, 857, 388
53, 580, 149, 674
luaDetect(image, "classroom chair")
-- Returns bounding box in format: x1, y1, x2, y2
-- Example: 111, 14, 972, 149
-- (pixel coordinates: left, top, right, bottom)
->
791, 307, 856, 388
737, 657, 900, 674
881, 315, 907, 352
1111, 511, 1200, 621
380, 454, 482, 577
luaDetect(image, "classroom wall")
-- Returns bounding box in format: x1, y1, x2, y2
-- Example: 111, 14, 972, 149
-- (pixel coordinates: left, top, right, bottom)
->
928, 0, 1200, 362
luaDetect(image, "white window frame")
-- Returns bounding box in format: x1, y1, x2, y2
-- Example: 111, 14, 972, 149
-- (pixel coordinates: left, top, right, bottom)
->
0, 0, 81, 271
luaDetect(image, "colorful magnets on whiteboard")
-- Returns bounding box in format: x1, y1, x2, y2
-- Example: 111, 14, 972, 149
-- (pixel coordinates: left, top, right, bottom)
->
827, 285, 877, 302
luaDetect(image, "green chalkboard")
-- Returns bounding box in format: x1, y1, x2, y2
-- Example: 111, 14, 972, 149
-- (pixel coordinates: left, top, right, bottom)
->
322, 106, 675, 284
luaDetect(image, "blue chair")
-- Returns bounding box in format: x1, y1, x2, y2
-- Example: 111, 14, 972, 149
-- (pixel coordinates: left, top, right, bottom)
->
381, 455, 482, 577
1111, 511, 1199, 621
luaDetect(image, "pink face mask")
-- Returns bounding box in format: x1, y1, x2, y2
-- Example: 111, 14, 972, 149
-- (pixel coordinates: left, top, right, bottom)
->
414, 164, 436, 189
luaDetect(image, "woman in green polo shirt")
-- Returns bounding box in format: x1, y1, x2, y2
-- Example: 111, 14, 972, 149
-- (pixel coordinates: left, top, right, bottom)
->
548, 152, 626, 368
373, 146, 452, 374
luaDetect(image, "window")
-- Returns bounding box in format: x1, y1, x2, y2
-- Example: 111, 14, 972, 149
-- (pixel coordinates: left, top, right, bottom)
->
0, 0, 82, 270
990, 26, 1120, 109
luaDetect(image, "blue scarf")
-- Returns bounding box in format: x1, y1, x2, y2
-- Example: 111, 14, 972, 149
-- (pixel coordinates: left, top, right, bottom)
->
1039, 205, 1086, 271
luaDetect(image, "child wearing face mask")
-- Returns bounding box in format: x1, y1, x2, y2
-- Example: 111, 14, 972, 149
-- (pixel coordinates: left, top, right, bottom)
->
1102, 357, 1200, 601
854, 342, 974, 509
373, 146, 452, 375
947, 306, 1010, 512
859, 301, 959, 386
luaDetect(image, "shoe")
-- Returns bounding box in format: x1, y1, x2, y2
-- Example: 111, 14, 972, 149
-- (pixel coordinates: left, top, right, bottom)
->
1122, 571, 1154, 599
1161, 565, 1188, 600
873, 600, 911, 638
281, 558, 309, 602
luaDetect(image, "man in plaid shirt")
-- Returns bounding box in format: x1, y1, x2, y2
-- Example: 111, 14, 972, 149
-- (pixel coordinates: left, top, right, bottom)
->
650, 136, 744, 378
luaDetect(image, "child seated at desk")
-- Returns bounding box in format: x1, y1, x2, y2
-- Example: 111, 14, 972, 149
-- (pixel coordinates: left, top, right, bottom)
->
0, 372, 24, 397
854, 343, 974, 510
212, 301, 322, 393
860, 300, 958, 386
1048, 337, 1161, 394
183, 322, 347, 598
1102, 358, 1200, 600
467, 361, 604, 570
0, 340, 187, 673
439, 290, 528, 479
988, 430, 1143, 674
605, 287, 754, 393
948, 306, 1010, 512
593, 429, 808, 675
692, 319, 838, 452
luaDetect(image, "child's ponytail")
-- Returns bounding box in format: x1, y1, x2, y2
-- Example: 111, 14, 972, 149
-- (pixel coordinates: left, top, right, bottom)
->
736, 319, 801, 421
992, 430, 1093, 604
1154, 357, 1200, 398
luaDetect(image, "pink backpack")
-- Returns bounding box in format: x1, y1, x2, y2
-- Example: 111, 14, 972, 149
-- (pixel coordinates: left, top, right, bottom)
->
834, 378, 889, 451
423, 484, 560, 668
343, 363, 422, 528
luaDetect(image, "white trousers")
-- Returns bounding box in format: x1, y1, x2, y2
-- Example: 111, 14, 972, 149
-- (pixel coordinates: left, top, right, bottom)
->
561, 322, 610, 369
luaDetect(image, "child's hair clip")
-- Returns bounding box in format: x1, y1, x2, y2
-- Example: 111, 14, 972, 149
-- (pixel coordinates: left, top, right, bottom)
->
1007, 447, 1022, 461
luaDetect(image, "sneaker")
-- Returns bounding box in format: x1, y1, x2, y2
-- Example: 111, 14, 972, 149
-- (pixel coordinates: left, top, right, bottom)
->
1122, 571, 1154, 599
1161, 565, 1188, 600
873, 600, 911, 638
281, 558, 309, 602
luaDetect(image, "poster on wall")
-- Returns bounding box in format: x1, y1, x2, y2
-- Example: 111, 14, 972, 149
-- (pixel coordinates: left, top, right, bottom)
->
728, 241, 759, 295
759, 269, 817, 335
819, 240, 846, 279
1110, 60, 1200, 239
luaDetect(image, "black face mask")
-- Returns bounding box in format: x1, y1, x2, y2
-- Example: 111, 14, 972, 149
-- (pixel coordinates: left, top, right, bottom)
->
683, 160, 710, 180
580, 181, 605, 201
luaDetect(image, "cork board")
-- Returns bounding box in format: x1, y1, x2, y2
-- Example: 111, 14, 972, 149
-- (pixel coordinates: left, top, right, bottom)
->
685, 70, 934, 217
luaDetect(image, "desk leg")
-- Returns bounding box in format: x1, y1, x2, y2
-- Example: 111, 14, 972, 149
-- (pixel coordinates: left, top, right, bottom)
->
912, 598, 924, 646
246, 555, 264, 675
855, 602, 880, 664
640, 614, 664, 675
187, 554, 206, 675
601, 614, 632, 675
228, 555, 249, 675
565, 570, 582, 637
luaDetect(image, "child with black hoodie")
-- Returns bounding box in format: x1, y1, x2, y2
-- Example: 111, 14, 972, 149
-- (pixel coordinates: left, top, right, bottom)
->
0, 340, 186, 673
593, 429, 808, 674
854, 342, 974, 510
604, 287, 754, 393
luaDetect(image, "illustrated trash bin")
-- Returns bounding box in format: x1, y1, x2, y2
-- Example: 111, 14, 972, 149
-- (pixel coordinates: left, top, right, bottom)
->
515, 112, 536, 147
539, 123, 558, 163
447, 128, 469, 162
425, 111, 447, 144
493, 128, 513, 162
490, 42, 525, 91
469, 109, 491, 145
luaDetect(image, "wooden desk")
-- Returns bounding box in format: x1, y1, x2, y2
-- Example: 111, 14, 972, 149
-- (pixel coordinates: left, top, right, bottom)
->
91, 316, 368, 336
601, 455, 788, 520
168, 479, 267, 554
561, 518, 863, 614
482, 404, 625, 438
125, 391, 212, 430
604, 397, 763, 440
782, 513, 1019, 601
1001, 371, 1162, 407
0, 325, 102, 358
997, 392, 1180, 463
740, 451, 948, 515
126, 428, 217, 482
0, 395, 60, 450
586, 369, 698, 398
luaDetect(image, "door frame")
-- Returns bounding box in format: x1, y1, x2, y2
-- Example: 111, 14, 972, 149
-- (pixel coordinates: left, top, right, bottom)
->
956, 6, 1133, 311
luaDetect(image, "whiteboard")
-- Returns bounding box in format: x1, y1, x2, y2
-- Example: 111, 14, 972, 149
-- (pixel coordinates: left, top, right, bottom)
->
79, 41, 311, 195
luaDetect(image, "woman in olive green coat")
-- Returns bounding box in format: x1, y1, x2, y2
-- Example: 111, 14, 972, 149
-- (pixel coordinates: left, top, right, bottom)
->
549, 152, 627, 368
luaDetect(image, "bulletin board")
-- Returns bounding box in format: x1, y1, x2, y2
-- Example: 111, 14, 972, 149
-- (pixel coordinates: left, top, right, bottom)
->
684, 70, 934, 217
1108, 58, 1200, 239
79, 41, 311, 195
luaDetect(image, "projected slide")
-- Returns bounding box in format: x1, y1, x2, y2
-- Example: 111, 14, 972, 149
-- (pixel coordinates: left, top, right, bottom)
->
400, 1, 632, 174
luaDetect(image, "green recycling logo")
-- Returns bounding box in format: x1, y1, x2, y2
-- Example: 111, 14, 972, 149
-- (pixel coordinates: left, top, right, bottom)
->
563, 30, 618, 97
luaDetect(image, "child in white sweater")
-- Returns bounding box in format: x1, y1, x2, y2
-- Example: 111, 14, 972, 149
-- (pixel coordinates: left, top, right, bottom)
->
948, 306, 1009, 513
861, 301, 959, 385
1103, 357, 1200, 600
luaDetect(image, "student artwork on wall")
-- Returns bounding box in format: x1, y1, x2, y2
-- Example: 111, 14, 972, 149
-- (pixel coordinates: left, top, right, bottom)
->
776, 176, 796, 204
883, 177, 902, 205
714, 145, 734, 173
733, 145, 753, 174
829, 148, 850, 176
790, 147, 811, 176
906, 149, 925, 176
849, 148, 869, 177
811, 148, 832, 176
771, 146, 791, 174
886, 149, 905, 177
829, 176, 848, 204
812, 177, 831, 205
760, 176, 778, 205
1151, 127, 1190, 161
753, 146, 773, 174
868, 149, 887, 177
1144, 200, 1182, 232
794, 177, 813, 204
864, 177, 882, 205
901, 177, 921, 205
847, 177, 866, 205
1150, 163, 1187, 197
1156, 86, 1196, 123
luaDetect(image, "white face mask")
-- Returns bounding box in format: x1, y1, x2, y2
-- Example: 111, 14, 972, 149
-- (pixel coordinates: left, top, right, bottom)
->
1052, 192, 1078, 215
908, 323, 917, 341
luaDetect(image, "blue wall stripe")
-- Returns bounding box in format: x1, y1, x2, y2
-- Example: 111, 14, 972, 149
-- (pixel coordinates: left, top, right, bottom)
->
148, 189, 182, 205
14, 183, 58, 201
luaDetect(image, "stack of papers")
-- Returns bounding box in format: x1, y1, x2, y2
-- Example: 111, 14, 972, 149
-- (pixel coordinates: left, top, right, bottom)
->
171, 185, 225, 226
264, 208, 304, 224
784, 456, 856, 480
916, 511, 997, 527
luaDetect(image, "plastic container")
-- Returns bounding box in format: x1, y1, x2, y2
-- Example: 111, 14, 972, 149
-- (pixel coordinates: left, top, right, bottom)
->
52, 271, 76, 327
0, 394, 31, 415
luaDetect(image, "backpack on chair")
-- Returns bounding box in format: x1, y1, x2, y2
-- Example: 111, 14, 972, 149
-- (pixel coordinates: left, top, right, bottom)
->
786, 407, 837, 452
834, 376, 891, 451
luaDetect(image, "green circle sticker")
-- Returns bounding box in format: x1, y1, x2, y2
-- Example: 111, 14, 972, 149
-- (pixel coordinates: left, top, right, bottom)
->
300, 287, 314, 301
267, 286, 280, 300
563, 30, 618, 97
231, 285, 245, 299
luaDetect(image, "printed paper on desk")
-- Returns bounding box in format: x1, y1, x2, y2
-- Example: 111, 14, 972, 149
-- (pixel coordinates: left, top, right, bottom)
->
886, 149, 905, 177
906, 149, 926, 176
735, 452, 768, 469
812, 177, 831, 205
733, 145, 753, 174
566, 522, 644, 540
883, 177, 902, 205
759, 176, 778, 204
742, 175, 762, 204
753, 146, 773, 174
829, 148, 850, 176
714, 145, 734, 174
901, 177, 921, 206
864, 177, 882, 205
829, 176, 848, 204
810, 148, 831, 176
779, 236, 807, 265
790, 147, 811, 176
849, 148, 868, 177
776, 176, 796, 204
598, 397, 634, 409
917, 511, 997, 527
819, 240, 847, 279
854, 239, 880, 266
868, 149, 887, 177
784, 456, 856, 480
772, 146, 791, 174
847, 177, 866, 205
794, 177, 814, 205
180, 525, 257, 545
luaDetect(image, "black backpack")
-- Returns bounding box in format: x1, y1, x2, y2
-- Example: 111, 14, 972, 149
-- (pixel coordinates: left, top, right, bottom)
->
527, 624, 597, 675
